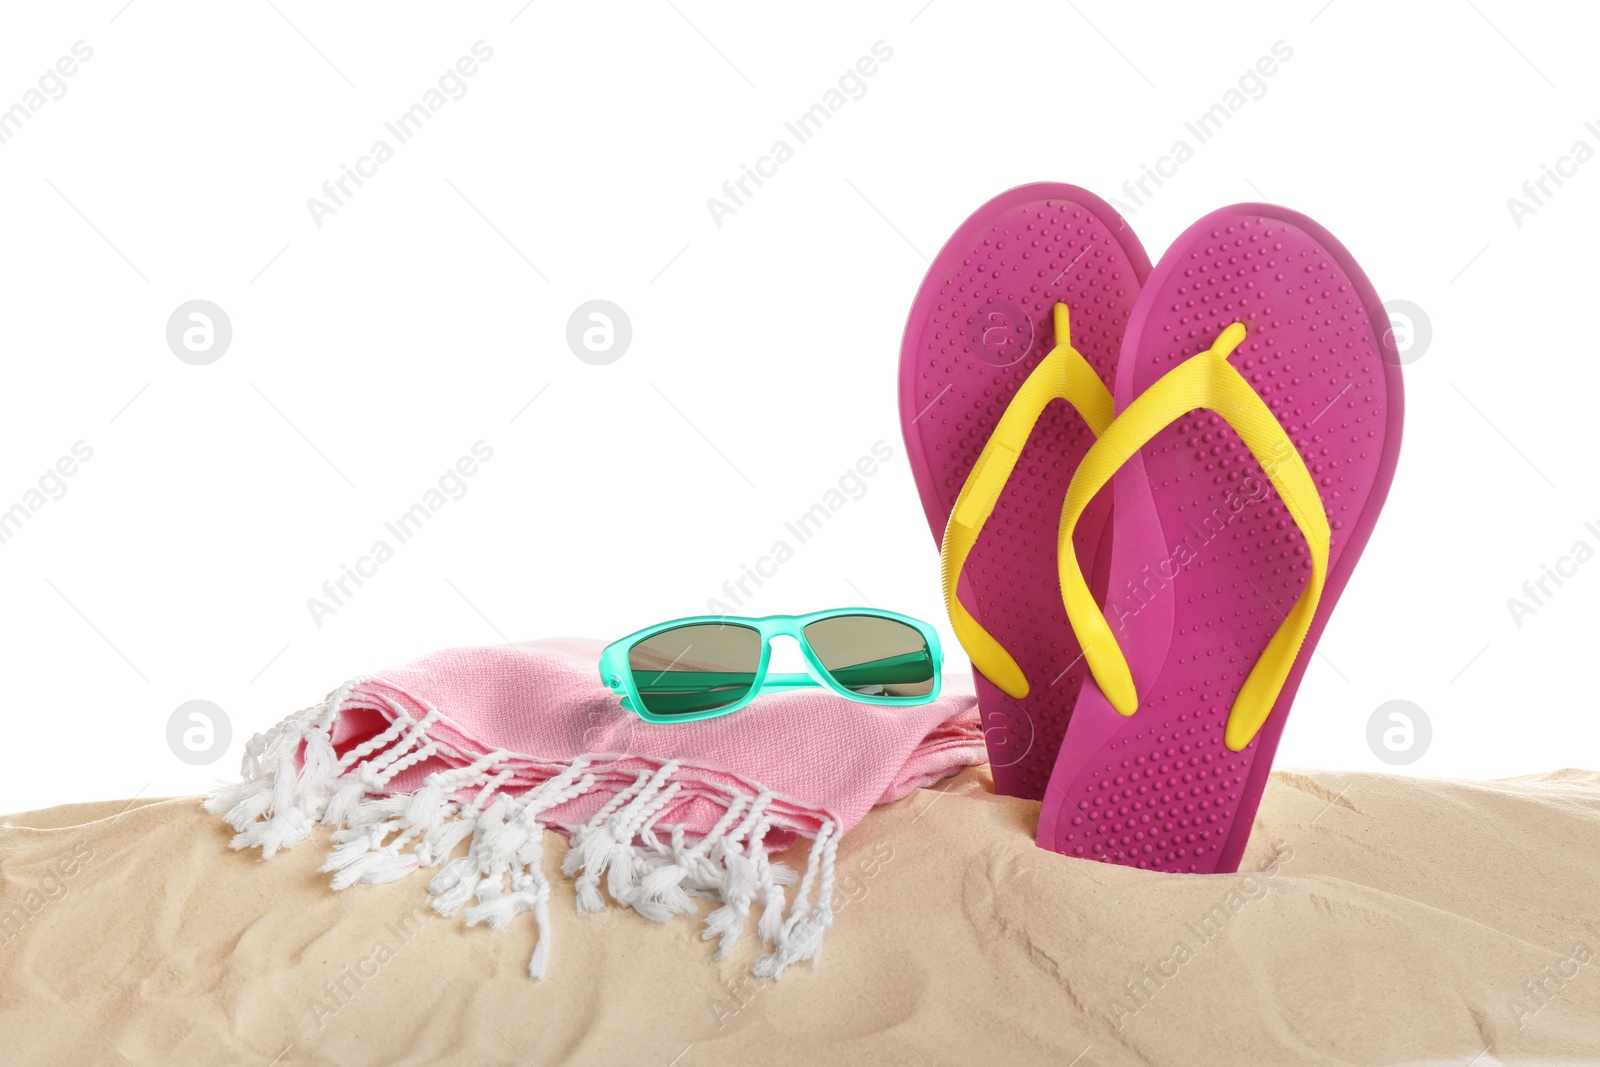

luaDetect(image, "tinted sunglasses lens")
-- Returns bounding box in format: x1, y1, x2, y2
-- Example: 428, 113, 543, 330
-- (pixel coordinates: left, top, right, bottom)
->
627, 624, 763, 716
801, 615, 935, 700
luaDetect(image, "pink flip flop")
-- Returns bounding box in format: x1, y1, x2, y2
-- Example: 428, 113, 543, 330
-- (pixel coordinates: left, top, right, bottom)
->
1036, 204, 1404, 872
899, 184, 1151, 799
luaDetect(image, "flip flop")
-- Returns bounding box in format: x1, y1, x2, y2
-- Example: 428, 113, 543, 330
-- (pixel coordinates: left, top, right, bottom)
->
1037, 204, 1404, 872
899, 184, 1151, 799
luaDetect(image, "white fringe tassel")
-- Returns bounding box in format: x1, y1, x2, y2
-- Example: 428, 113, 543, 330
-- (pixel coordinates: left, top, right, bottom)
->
204, 684, 840, 982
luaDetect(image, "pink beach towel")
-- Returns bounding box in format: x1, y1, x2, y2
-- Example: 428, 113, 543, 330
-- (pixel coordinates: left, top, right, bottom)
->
207, 639, 984, 979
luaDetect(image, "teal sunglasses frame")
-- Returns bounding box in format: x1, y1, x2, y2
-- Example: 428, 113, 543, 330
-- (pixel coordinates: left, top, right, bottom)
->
599, 608, 944, 724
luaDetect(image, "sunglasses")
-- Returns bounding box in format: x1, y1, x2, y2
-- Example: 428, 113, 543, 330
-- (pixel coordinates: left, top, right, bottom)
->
599, 609, 944, 723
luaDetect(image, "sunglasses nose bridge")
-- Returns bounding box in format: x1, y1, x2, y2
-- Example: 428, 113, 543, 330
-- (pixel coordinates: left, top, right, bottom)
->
763, 633, 810, 673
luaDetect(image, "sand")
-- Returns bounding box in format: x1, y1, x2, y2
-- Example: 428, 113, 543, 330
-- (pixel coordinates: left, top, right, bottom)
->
2, 766, 1598, 1066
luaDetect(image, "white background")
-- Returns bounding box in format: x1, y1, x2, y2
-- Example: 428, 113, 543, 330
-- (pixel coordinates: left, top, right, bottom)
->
0, 1, 1594, 812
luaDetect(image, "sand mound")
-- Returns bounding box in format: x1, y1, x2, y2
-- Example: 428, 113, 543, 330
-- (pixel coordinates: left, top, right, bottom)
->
3, 767, 1597, 1066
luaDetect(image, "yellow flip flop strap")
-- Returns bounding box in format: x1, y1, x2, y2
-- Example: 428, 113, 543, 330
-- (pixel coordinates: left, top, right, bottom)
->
1057, 322, 1331, 751
939, 303, 1115, 700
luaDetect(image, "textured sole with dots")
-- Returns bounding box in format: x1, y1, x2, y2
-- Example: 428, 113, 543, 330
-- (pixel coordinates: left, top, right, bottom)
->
1035, 204, 1404, 873
899, 184, 1151, 800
